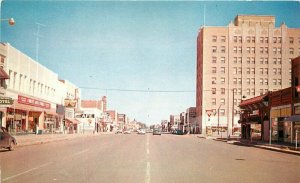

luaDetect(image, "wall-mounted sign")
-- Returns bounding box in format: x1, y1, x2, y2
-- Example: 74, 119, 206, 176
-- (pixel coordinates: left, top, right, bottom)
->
64, 99, 77, 108
75, 113, 95, 118
0, 97, 14, 105
18, 95, 50, 109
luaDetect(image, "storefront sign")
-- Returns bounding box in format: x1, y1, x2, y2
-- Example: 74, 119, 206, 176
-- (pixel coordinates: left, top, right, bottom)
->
64, 99, 77, 108
18, 95, 50, 109
0, 97, 14, 105
75, 113, 95, 118
295, 106, 300, 115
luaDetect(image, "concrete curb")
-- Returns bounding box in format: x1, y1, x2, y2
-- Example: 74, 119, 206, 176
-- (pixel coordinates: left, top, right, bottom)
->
213, 138, 300, 156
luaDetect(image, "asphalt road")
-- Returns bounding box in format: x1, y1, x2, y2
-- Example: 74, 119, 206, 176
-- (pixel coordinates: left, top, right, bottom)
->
0, 133, 300, 183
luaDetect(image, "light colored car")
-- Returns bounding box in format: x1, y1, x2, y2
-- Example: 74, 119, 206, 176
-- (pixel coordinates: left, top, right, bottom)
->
0, 127, 17, 151
138, 129, 146, 135
115, 130, 123, 134
153, 129, 161, 135
124, 130, 131, 134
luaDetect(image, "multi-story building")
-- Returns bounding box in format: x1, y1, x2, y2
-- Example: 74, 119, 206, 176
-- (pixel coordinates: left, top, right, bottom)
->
117, 113, 126, 130
185, 107, 197, 133
0, 43, 80, 134
196, 15, 300, 135
170, 114, 180, 132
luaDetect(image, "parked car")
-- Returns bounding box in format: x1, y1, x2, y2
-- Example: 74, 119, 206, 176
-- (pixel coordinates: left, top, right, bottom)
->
153, 129, 161, 135
138, 129, 146, 135
176, 130, 184, 135
115, 130, 123, 134
124, 130, 131, 134
0, 127, 17, 151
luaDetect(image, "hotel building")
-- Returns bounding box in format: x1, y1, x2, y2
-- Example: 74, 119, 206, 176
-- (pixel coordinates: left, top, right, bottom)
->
196, 15, 300, 135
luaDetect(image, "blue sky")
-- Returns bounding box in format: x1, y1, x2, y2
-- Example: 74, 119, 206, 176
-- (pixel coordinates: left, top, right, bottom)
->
1, 1, 300, 125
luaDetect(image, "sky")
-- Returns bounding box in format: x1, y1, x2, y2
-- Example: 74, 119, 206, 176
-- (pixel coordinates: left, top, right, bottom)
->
1, 1, 300, 125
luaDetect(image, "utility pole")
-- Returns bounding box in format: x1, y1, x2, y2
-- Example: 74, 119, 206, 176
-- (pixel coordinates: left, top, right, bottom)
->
35, 22, 46, 62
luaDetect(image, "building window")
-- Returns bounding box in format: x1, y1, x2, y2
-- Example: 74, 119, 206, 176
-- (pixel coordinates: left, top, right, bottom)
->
247, 57, 251, 64
212, 46, 217, 53
238, 57, 242, 64
233, 57, 237, 64
220, 98, 225, 105
238, 46, 242, 53
212, 67, 217, 73
212, 77, 216, 84
246, 36, 251, 43
289, 37, 294, 44
233, 78, 237, 85
273, 47, 277, 54
278, 48, 281, 54
233, 67, 237, 74
252, 37, 255, 43
264, 68, 268, 75
278, 79, 282, 85
278, 68, 281, 75
247, 78, 251, 84
233, 47, 237, 53
238, 36, 242, 43
246, 68, 250, 74
238, 67, 242, 74
273, 58, 277, 64
273, 37, 277, 43
212, 88, 216, 94
221, 46, 226, 53
212, 98, 216, 105
212, 36, 217, 42
289, 48, 294, 54
247, 47, 251, 53
220, 57, 225, 63
233, 36, 237, 43
212, 57, 217, 63
251, 47, 255, 54
260, 89, 264, 95
260, 58, 264, 64
221, 77, 225, 84
260, 37, 264, 43
251, 57, 255, 64
221, 88, 225, 94
251, 78, 255, 84
264, 58, 268, 64
278, 58, 282, 64
260, 78, 263, 85
260, 47, 264, 54
238, 78, 242, 84
251, 89, 255, 95
264, 79, 268, 85
221, 36, 226, 42
278, 37, 282, 43
220, 67, 225, 74
246, 89, 250, 95
251, 68, 255, 74
265, 37, 269, 43
260, 68, 263, 75
273, 79, 277, 85
238, 88, 242, 95
264, 47, 268, 54
273, 68, 277, 75
220, 109, 225, 116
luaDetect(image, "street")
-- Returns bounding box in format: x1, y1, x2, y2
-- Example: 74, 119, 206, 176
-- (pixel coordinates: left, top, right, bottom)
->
1, 134, 300, 183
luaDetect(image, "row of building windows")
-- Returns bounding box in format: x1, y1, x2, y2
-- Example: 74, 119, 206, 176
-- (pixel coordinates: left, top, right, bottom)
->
212, 46, 299, 55
213, 35, 300, 44
211, 77, 289, 86
8, 70, 56, 98
211, 67, 285, 75
212, 57, 288, 65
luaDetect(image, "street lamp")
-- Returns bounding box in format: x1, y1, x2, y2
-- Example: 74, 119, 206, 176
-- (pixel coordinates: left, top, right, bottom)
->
1, 18, 15, 26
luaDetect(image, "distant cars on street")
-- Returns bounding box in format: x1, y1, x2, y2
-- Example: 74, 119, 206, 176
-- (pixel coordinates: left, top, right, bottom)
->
115, 130, 123, 134
153, 129, 161, 135
0, 127, 17, 151
137, 129, 146, 135
124, 130, 131, 134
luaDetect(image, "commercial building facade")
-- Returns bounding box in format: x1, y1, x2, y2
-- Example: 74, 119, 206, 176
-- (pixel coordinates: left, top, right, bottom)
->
196, 15, 300, 135
0, 43, 80, 134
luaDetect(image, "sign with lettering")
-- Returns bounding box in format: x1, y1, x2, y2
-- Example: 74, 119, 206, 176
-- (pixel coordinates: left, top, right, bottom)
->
0, 97, 14, 105
64, 99, 77, 108
75, 113, 95, 118
18, 95, 50, 109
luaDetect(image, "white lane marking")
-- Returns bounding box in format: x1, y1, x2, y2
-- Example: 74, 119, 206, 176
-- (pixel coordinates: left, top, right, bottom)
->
71, 149, 89, 157
2, 162, 53, 182
145, 162, 151, 183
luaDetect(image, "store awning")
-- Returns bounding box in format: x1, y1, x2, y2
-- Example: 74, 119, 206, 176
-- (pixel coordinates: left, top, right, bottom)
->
240, 93, 268, 107
66, 118, 79, 124
284, 115, 300, 122
0, 69, 9, 79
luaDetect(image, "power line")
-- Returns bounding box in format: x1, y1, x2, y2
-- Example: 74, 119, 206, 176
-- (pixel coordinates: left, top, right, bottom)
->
79, 86, 195, 93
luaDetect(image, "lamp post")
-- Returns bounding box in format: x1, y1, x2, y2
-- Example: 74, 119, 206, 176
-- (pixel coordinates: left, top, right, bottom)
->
217, 104, 223, 135
0, 18, 15, 41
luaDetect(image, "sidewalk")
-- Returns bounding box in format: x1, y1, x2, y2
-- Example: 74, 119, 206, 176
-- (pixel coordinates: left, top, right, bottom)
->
211, 136, 300, 156
13, 132, 113, 147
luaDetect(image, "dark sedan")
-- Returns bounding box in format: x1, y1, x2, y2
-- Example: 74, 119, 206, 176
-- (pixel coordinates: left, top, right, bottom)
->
0, 127, 17, 151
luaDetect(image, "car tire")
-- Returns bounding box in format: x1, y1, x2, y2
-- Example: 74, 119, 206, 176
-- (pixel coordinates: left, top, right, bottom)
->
8, 141, 15, 151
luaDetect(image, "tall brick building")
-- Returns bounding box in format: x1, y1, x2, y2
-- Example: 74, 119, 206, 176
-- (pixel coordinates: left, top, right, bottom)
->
196, 15, 300, 135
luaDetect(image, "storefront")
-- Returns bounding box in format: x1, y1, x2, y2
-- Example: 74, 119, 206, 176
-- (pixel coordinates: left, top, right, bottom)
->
239, 93, 269, 141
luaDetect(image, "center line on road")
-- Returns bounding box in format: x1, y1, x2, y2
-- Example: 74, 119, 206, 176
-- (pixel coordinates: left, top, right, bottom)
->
72, 149, 89, 157
145, 162, 151, 183
2, 162, 53, 182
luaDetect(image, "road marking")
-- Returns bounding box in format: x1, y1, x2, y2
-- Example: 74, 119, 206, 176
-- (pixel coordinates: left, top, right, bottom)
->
145, 162, 151, 183
2, 162, 52, 182
72, 149, 89, 157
